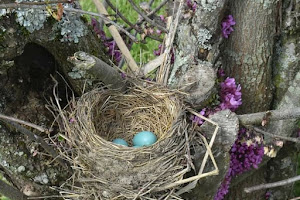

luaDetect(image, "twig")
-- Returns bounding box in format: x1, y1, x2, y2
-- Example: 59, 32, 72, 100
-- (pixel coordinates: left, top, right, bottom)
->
0, 3, 138, 43
18, 0, 69, 5
105, 0, 140, 32
148, 0, 169, 18
63, 7, 138, 43
156, 108, 219, 192
175, 108, 219, 195
157, 0, 183, 85
290, 197, 300, 200
105, 0, 165, 43
251, 126, 300, 143
244, 175, 300, 193
238, 107, 300, 125
127, 0, 167, 33
2, 120, 69, 169
0, 113, 48, 133
0, 179, 28, 200
149, 0, 155, 7
127, 0, 169, 32
92, 0, 140, 74
141, 53, 164, 75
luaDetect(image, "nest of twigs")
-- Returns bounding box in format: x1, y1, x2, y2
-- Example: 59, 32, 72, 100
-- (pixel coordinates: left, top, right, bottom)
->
53, 80, 216, 199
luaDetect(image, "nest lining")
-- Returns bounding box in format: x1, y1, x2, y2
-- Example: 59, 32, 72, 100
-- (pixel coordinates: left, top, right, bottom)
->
55, 82, 201, 199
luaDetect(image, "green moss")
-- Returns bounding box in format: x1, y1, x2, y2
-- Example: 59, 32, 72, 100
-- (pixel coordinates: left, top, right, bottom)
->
273, 74, 283, 88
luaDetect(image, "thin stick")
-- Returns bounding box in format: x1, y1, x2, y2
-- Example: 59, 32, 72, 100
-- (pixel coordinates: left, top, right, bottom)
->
176, 108, 220, 195
0, 113, 47, 133
238, 107, 300, 125
290, 197, 300, 200
92, 0, 140, 74
157, 0, 183, 84
127, 0, 169, 32
0, 4, 138, 43
251, 126, 300, 143
127, 0, 167, 33
0, 179, 28, 200
244, 175, 300, 193
249, 126, 300, 143
156, 109, 219, 191
105, 0, 139, 32
141, 54, 164, 75
63, 7, 138, 43
2, 120, 69, 169
149, 0, 155, 7
149, 0, 169, 17
18, 0, 69, 5
105, 0, 163, 44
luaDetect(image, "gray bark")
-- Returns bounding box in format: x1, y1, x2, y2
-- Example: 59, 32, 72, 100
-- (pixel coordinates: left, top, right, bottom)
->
167, 0, 226, 108
222, 0, 278, 113
273, 0, 300, 106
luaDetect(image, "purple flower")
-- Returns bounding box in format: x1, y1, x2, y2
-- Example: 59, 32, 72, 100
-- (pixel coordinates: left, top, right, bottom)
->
219, 78, 242, 111
156, 29, 162, 35
191, 108, 207, 125
265, 191, 271, 199
221, 15, 236, 38
187, 0, 197, 12
214, 128, 264, 200
91, 18, 122, 64
218, 69, 225, 77
153, 44, 163, 56
159, 15, 165, 22
121, 72, 126, 79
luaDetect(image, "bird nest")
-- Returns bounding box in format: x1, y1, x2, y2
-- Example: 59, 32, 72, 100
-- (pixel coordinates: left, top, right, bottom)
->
53, 80, 218, 199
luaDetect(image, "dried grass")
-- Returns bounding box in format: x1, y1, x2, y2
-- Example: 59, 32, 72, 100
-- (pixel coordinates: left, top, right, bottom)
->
51, 80, 218, 199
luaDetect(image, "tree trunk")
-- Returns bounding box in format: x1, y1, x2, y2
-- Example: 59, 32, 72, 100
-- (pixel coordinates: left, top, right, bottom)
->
222, 0, 277, 114
0, 0, 300, 199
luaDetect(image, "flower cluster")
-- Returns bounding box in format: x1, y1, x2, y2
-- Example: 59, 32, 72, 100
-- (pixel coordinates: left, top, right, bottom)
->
221, 15, 236, 38
187, 0, 197, 12
214, 128, 264, 200
191, 72, 242, 125
91, 18, 122, 64
219, 77, 242, 111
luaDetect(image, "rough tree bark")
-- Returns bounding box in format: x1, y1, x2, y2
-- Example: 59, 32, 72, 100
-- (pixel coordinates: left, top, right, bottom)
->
0, 10, 108, 199
222, 0, 277, 114
0, 0, 299, 199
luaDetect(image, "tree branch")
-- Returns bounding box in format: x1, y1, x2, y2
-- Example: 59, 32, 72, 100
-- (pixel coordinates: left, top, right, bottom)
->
251, 126, 300, 143
238, 107, 300, 125
0, 3, 139, 43
105, 0, 140, 32
127, 0, 169, 32
67, 51, 126, 89
104, 0, 162, 42
127, 0, 167, 33
0, 179, 28, 200
0, 120, 69, 169
0, 113, 48, 133
17, 0, 70, 5
244, 175, 300, 193
92, 0, 140, 74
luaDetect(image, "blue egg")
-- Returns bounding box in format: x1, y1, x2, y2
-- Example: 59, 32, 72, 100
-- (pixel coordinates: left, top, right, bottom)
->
133, 131, 157, 147
112, 138, 128, 146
